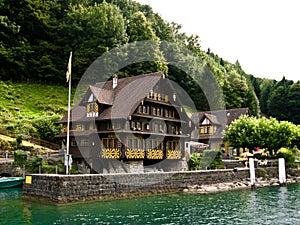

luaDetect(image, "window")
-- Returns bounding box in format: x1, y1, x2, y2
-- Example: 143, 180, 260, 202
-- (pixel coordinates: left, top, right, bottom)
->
87, 102, 99, 117
157, 108, 160, 116
202, 126, 212, 134
165, 95, 169, 103
213, 126, 217, 133
87, 103, 98, 113
144, 123, 150, 131
159, 124, 165, 133
153, 123, 159, 133
80, 138, 89, 147
143, 105, 149, 114
73, 123, 83, 131
63, 125, 67, 132
169, 110, 175, 118
112, 121, 121, 130
107, 122, 113, 130
157, 93, 161, 101
136, 122, 141, 131
152, 107, 156, 116
130, 121, 136, 130
146, 140, 152, 149
134, 139, 138, 148
165, 109, 169, 117
127, 138, 144, 149
102, 138, 119, 148
138, 105, 143, 113
89, 122, 96, 130
167, 141, 181, 150
71, 138, 77, 146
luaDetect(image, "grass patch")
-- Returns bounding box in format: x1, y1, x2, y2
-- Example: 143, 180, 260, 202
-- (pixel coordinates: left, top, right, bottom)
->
0, 80, 74, 140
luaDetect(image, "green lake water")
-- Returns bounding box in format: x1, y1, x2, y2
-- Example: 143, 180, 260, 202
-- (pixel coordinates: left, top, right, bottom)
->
1, 184, 299, 225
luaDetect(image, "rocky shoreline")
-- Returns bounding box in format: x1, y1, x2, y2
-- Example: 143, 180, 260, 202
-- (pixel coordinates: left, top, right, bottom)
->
183, 175, 300, 194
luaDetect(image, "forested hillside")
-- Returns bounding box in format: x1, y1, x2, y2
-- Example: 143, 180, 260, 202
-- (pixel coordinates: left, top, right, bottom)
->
0, 0, 299, 127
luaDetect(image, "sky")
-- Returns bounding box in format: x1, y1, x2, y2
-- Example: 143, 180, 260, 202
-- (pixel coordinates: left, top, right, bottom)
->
136, 0, 299, 82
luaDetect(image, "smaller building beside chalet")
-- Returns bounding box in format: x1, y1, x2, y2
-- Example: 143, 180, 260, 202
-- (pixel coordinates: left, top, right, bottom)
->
56, 72, 195, 173
191, 108, 249, 155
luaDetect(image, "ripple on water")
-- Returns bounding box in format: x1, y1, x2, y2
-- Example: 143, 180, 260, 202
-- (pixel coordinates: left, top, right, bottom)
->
0, 184, 300, 224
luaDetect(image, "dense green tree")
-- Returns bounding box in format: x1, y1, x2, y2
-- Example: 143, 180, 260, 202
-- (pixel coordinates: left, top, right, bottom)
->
0, 0, 299, 125
287, 82, 300, 124
224, 115, 258, 153
225, 115, 299, 155
31, 114, 62, 141
61, 1, 128, 81
268, 84, 289, 121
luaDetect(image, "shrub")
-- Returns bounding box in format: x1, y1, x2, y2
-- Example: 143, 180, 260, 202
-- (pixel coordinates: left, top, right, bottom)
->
200, 150, 225, 170
31, 114, 62, 141
16, 135, 23, 147
277, 147, 296, 168
26, 155, 43, 173
187, 150, 225, 170
13, 150, 27, 167
187, 153, 202, 170
0, 139, 13, 152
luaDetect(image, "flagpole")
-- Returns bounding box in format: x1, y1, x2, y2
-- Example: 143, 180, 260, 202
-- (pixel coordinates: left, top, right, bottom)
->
66, 51, 72, 175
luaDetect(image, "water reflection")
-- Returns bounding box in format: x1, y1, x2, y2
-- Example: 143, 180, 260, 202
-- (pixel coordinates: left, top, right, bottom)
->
1, 184, 300, 224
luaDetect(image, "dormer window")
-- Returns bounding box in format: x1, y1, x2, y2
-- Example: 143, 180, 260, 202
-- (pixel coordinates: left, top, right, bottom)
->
87, 102, 99, 117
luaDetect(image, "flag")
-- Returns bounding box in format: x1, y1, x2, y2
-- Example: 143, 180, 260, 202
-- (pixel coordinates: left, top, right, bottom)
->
66, 52, 72, 82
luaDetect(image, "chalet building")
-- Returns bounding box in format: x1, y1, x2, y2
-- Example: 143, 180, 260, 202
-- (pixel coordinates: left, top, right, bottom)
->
191, 108, 249, 155
56, 72, 194, 173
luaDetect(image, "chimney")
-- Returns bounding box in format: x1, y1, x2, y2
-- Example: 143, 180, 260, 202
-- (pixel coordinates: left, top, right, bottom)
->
112, 74, 118, 89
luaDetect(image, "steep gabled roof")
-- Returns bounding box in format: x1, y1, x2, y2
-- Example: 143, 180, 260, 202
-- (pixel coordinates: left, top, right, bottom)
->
200, 113, 221, 125
89, 85, 114, 105
58, 71, 180, 123
192, 108, 249, 139
193, 108, 249, 127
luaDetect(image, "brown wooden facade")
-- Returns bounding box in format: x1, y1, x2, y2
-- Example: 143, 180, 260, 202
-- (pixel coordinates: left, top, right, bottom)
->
56, 72, 193, 173
192, 108, 249, 152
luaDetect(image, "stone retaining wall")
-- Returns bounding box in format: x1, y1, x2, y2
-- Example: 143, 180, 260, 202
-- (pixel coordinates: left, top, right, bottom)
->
0, 161, 20, 176
23, 167, 281, 203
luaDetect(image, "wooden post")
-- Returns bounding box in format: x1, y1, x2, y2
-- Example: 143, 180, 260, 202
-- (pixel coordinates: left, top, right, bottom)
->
22, 165, 25, 178
279, 158, 286, 186
249, 158, 256, 189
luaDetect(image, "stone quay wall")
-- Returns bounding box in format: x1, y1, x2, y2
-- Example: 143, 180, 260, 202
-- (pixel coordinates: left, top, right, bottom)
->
0, 161, 20, 177
22, 168, 280, 204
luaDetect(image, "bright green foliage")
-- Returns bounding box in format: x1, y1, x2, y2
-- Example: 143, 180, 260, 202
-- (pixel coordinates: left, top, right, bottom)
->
277, 147, 296, 168
13, 149, 44, 173
62, 1, 129, 80
225, 115, 299, 154
187, 150, 224, 170
42, 158, 65, 174
187, 153, 202, 170
0, 81, 68, 140
0, 139, 13, 152
13, 150, 27, 168
224, 115, 258, 152
31, 115, 62, 141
